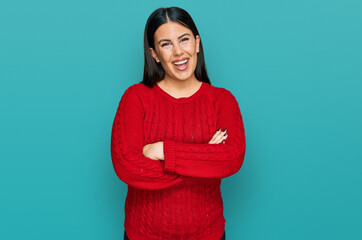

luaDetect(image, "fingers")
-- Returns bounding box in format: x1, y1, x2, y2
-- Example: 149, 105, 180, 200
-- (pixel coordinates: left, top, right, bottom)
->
222, 134, 228, 144
209, 128, 222, 143
208, 128, 228, 144
214, 129, 227, 143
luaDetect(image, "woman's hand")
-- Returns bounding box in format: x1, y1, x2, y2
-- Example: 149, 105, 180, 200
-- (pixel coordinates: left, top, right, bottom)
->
208, 128, 228, 144
143, 141, 164, 161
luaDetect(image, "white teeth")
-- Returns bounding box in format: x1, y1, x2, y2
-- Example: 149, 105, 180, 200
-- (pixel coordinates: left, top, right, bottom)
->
173, 59, 188, 65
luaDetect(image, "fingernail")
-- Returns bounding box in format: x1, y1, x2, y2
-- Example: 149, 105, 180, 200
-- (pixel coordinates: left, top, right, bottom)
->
218, 128, 221, 131
223, 129, 227, 132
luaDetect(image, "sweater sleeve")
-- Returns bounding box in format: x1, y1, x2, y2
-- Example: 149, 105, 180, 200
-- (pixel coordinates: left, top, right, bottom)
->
111, 86, 183, 190
162, 90, 246, 178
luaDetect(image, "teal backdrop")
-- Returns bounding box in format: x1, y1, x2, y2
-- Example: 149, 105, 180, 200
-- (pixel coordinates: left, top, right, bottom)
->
1, 0, 361, 239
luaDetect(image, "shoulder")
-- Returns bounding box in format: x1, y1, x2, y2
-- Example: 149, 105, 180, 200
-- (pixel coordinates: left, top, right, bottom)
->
115, 83, 150, 111
122, 83, 150, 97
205, 83, 237, 104
204, 84, 242, 116
119, 82, 154, 103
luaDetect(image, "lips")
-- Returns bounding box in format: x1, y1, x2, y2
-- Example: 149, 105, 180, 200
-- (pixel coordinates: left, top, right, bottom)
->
172, 58, 189, 71
172, 58, 189, 64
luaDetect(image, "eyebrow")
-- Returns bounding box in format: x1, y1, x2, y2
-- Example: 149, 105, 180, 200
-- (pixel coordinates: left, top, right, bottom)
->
157, 33, 191, 45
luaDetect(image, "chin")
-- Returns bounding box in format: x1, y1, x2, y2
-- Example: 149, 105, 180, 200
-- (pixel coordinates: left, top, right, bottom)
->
175, 71, 194, 80
169, 66, 196, 80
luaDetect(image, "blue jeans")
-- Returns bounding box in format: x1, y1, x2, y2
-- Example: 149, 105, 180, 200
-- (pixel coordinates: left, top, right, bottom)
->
124, 230, 225, 240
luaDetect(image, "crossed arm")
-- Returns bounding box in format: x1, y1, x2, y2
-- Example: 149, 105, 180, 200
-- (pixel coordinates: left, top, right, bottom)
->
142, 128, 228, 161
111, 88, 245, 190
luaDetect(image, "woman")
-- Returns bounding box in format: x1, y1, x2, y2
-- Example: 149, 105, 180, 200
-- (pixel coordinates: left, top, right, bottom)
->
111, 6, 246, 240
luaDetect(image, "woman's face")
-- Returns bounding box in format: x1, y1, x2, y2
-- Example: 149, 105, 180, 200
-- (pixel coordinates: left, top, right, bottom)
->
150, 21, 200, 82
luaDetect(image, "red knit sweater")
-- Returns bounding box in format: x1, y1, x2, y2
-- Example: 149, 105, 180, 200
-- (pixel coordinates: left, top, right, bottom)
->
111, 81, 246, 240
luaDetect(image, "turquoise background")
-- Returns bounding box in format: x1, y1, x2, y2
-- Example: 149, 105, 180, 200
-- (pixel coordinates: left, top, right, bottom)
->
1, 0, 361, 239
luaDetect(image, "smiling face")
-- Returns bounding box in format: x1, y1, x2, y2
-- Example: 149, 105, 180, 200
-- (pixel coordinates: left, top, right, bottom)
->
149, 21, 200, 82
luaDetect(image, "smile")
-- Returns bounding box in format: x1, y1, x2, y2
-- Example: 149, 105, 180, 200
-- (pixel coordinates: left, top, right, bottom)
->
172, 58, 189, 71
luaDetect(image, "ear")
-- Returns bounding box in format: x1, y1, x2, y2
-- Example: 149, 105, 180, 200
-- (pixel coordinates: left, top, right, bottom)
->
149, 47, 160, 63
195, 35, 201, 53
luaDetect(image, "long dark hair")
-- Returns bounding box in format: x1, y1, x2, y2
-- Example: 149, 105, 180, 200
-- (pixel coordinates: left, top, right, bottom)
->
140, 7, 211, 87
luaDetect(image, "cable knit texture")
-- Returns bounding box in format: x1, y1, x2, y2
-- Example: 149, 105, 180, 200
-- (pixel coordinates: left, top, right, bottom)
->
111, 81, 246, 240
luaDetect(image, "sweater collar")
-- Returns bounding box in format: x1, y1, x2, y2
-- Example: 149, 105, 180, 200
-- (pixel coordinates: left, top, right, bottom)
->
154, 81, 207, 104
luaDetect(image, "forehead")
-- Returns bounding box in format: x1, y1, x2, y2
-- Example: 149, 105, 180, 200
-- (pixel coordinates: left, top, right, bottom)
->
154, 21, 193, 40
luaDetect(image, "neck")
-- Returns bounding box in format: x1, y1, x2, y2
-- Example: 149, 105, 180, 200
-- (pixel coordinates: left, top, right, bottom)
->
157, 75, 202, 99
160, 75, 200, 90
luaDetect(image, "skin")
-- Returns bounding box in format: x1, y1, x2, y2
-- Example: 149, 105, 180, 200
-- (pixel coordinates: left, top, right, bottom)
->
143, 21, 228, 161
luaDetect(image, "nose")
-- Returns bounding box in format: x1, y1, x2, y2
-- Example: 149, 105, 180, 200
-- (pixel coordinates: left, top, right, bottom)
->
173, 42, 183, 56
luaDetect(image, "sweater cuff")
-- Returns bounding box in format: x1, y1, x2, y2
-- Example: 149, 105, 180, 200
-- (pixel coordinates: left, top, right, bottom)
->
163, 139, 176, 172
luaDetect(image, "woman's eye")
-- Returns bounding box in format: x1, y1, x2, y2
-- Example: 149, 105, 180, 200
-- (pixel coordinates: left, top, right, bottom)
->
161, 38, 188, 47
